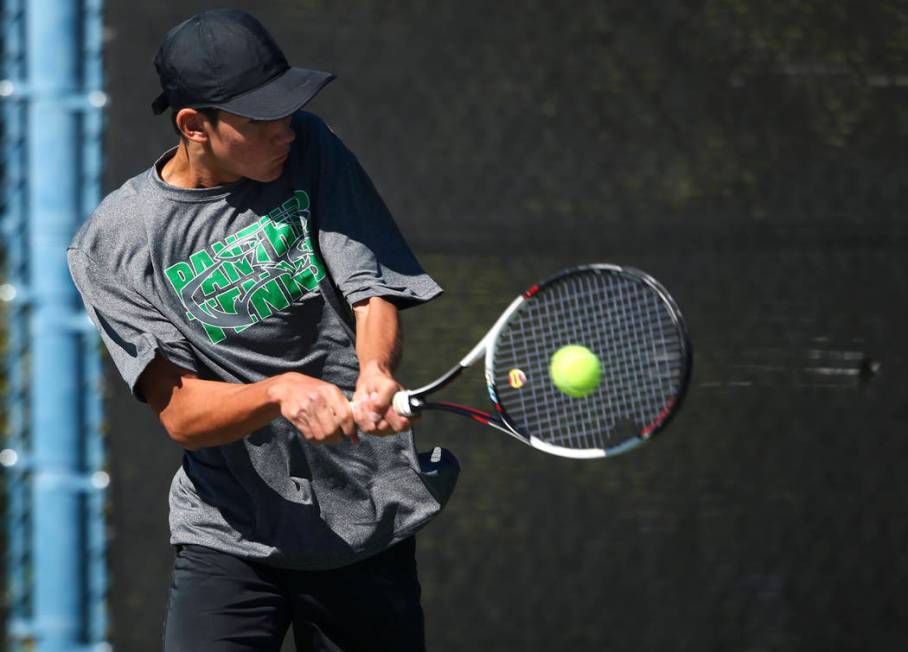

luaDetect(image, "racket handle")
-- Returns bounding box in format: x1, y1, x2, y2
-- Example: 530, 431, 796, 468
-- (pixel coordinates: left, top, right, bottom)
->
348, 392, 416, 418
392, 391, 415, 417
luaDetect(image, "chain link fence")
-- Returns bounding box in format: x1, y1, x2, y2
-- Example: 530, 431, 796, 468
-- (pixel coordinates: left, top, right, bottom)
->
81, 1, 908, 650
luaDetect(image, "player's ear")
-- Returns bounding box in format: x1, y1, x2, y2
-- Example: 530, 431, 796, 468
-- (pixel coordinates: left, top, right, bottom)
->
175, 108, 209, 143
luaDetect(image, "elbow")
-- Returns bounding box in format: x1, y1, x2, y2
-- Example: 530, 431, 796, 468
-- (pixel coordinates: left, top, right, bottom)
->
159, 414, 203, 451
170, 432, 203, 452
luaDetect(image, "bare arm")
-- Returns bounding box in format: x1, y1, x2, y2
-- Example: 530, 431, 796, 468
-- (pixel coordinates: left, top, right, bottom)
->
352, 295, 412, 435
138, 357, 356, 451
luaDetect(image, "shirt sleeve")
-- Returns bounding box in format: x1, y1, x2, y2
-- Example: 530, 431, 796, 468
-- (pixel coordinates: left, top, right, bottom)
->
309, 119, 443, 309
67, 247, 199, 400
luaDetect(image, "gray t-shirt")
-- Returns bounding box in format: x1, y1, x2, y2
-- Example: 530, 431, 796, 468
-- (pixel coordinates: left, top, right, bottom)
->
68, 111, 458, 570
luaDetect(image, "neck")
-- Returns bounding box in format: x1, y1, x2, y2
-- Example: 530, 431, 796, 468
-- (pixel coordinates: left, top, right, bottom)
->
160, 140, 240, 188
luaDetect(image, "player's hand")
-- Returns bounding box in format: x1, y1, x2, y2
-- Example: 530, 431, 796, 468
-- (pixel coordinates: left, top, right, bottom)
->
268, 373, 358, 444
353, 362, 412, 436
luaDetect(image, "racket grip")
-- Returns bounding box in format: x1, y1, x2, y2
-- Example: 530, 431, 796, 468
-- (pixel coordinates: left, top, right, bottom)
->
348, 392, 416, 418
392, 391, 415, 417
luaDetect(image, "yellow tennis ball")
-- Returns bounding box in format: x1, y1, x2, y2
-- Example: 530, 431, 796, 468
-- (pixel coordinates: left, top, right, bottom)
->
549, 345, 602, 398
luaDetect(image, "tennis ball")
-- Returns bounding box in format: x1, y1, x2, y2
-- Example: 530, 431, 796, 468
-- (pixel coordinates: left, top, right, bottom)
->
549, 345, 602, 398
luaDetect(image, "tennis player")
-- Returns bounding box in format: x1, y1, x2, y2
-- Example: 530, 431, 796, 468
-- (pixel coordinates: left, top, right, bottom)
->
67, 9, 458, 651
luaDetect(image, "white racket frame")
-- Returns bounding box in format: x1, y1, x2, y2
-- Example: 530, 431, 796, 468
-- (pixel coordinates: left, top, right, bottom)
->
391, 263, 669, 459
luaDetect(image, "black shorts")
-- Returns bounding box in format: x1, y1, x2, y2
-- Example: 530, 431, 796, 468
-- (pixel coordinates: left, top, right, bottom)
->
163, 537, 426, 652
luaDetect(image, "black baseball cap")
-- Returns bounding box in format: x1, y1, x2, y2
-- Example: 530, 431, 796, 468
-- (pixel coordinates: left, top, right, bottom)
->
151, 9, 335, 120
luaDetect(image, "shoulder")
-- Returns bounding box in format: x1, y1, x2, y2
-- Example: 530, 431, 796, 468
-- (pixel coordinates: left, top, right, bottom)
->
292, 111, 351, 154
69, 167, 155, 268
292, 110, 331, 137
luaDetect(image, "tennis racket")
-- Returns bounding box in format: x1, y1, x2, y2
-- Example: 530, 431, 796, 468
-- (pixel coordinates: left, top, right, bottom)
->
391, 264, 692, 459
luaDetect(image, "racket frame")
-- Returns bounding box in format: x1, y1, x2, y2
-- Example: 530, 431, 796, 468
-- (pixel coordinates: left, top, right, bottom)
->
393, 263, 692, 459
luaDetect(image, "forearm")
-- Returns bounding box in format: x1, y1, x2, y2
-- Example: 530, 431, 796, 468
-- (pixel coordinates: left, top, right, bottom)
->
156, 374, 286, 450
353, 296, 402, 374
350, 296, 412, 434
139, 356, 355, 451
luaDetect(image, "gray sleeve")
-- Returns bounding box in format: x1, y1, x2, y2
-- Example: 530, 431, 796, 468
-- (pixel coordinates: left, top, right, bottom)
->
313, 126, 442, 309
67, 247, 199, 399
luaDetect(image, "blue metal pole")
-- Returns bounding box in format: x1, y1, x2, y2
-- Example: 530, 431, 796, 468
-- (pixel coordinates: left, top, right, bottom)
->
26, 1, 85, 649
2, 0, 33, 649
80, 0, 110, 646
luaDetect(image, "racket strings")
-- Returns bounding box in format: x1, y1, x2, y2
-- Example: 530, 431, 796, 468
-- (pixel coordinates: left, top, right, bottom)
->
491, 269, 686, 451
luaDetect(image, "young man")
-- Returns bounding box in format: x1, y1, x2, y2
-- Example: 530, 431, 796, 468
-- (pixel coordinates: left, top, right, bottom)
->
68, 9, 457, 651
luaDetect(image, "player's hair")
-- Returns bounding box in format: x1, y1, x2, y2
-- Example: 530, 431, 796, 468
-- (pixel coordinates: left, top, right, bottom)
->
171, 107, 221, 138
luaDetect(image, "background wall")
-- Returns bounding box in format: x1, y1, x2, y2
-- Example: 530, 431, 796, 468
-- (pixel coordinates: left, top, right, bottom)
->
101, 1, 908, 650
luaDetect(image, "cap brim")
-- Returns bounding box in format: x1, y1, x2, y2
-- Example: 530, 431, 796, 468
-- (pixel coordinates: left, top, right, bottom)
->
209, 67, 336, 120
